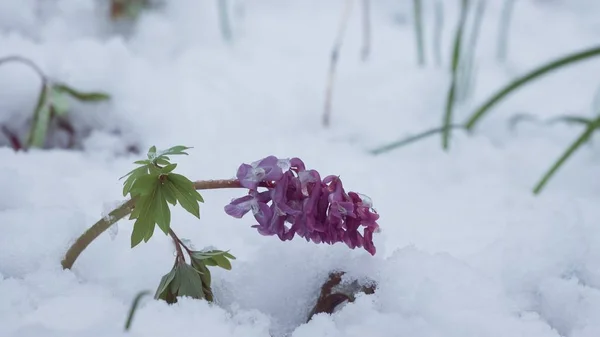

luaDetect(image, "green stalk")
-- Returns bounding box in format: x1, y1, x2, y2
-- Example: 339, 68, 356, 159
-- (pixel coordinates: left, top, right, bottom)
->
465, 45, 600, 131
442, 0, 469, 150
413, 0, 425, 66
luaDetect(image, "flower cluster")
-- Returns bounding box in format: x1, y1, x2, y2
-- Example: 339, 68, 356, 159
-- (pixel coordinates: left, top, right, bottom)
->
224, 156, 380, 255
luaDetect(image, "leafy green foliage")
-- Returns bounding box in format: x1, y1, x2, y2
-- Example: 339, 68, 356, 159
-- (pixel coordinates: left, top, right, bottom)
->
154, 249, 236, 304
154, 262, 205, 304
190, 250, 236, 270
120, 145, 204, 247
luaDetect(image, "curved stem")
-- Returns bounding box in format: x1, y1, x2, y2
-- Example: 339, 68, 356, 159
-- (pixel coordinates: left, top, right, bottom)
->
168, 229, 186, 263
0, 55, 46, 81
61, 179, 244, 270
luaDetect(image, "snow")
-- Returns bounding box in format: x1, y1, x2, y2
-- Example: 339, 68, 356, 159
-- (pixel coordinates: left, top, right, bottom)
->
2, 0, 600, 336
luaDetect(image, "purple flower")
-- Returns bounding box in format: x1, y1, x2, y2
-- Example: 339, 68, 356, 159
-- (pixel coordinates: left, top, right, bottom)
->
224, 156, 381, 255
236, 156, 284, 190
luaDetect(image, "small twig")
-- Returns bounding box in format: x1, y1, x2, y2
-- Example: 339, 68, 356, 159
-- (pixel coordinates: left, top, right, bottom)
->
360, 0, 371, 61
61, 179, 255, 270
322, 0, 354, 128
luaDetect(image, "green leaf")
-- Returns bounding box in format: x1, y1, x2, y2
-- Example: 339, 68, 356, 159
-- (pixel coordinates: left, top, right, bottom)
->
129, 173, 159, 197
53, 83, 110, 102
211, 254, 232, 270
162, 180, 178, 206
27, 84, 51, 148
134, 160, 151, 165
129, 187, 160, 247
159, 145, 192, 157
162, 163, 177, 173
120, 164, 148, 181
153, 186, 171, 235
167, 173, 203, 218
154, 267, 177, 300
171, 263, 204, 300
190, 259, 213, 301
190, 250, 235, 270
131, 214, 151, 248
147, 146, 157, 160
155, 158, 171, 166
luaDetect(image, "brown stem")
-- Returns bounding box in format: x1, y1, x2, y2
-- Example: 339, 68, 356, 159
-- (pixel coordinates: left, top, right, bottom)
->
61, 178, 243, 270
168, 229, 186, 263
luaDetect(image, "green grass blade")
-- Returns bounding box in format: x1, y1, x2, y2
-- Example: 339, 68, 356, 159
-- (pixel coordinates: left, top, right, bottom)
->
532, 123, 596, 194
497, 0, 516, 63
124, 290, 151, 331
370, 124, 466, 155
465, 45, 600, 131
442, 0, 469, 150
432, 0, 444, 67
217, 0, 232, 42
413, 0, 425, 66
456, 0, 486, 103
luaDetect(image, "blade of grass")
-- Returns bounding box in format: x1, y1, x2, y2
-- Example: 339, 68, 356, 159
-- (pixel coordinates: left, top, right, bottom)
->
532, 119, 598, 194
497, 0, 516, 63
217, 0, 232, 42
433, 0, 444, 67
442, 0, 470, 150
370, 124, 466, 155
465, 45, 600, 131
124, 290, 151, 331
361, 0, 371, 61
456, 0, 486, 103
413, 0, 425, 66
322, 0, 354, 127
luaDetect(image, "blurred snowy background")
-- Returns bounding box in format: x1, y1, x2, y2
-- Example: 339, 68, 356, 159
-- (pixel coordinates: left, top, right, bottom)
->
2, 0, 600, 336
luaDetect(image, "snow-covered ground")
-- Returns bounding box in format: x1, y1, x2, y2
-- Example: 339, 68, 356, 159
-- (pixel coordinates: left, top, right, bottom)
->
2, 0, 600, 336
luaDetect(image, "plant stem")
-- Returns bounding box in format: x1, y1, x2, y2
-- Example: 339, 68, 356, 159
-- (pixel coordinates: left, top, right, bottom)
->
169, 229, 186, 263
61, 178, 244, 270
0, 55, 46, 80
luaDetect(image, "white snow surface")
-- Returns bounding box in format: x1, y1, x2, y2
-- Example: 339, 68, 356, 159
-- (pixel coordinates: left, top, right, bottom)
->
2, 0, 600, 336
